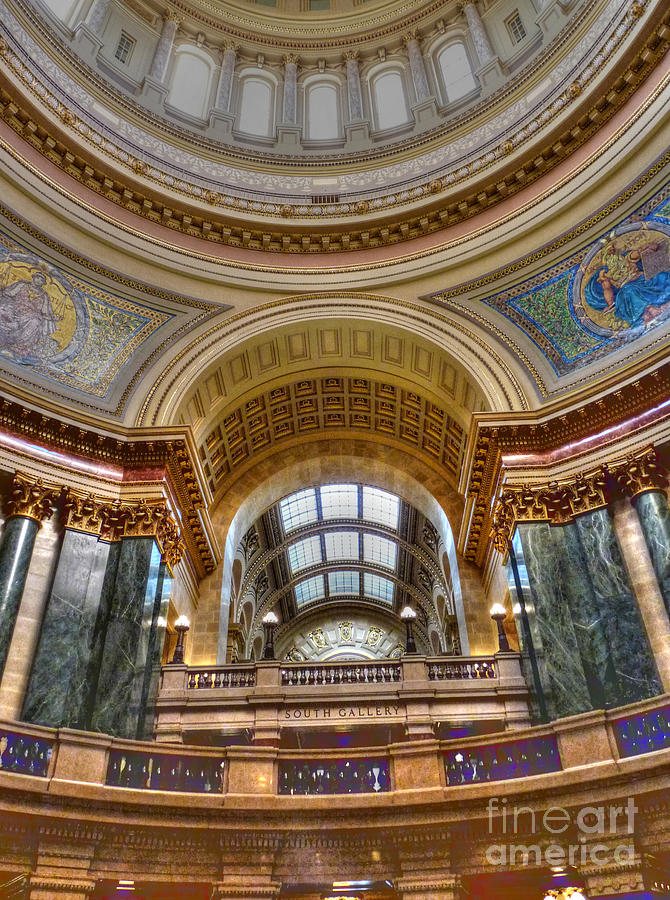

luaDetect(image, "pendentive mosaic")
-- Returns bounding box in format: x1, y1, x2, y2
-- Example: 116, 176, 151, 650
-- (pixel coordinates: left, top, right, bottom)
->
0, 229, 172, 397
478, 183, 670, 374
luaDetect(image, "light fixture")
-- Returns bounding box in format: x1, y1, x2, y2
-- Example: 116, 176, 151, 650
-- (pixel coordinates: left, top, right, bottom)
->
490, 602, 511, 653
170, 614, 190, 664
543, 889, 587, 900
400, 605, 417, 654
262, 610, 279, 660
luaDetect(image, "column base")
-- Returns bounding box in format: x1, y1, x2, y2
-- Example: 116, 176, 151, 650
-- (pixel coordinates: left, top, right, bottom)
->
345, 121, 371, 150
139, 76, 169, 112
277, 125, 302, 147
411, 97, 440, 128
476, 58, 506, 92
208, 109, 236, 139
536, 0, 569, 38
71, 23, 103, 64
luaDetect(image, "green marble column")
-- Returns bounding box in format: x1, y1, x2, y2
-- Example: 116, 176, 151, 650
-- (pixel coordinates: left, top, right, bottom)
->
137, 563, 172, 740
21, 529, 116, 729
90, 536, 163, 739
0, 516, 40, 680
634, 490, 670, 616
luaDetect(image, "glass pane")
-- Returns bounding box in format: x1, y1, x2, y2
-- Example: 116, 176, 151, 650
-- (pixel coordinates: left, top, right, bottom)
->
320, 484, 359, 520
328, 570, 360, 596
362, 487, 399, 529
324, 531, 359, 561
364, 572, 395, 603
280, 489, 318, 532
294, 575, 325, 606
373, 71, 409, 130
307, 83, 339, 140
363, 533, 397, 570
288, 535, 323, 573
439, 43, 477, 103
238, 77, 273, 136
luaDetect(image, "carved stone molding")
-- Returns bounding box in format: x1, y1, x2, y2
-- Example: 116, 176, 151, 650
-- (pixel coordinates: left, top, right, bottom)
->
4, 472, 61, 523
490, 445, 667, 552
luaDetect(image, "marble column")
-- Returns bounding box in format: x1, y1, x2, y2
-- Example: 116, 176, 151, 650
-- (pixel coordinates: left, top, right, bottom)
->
611, 495, 670, 691
86, 0, 110, 34
282, 54, 298, 125
344, 50, 364, 121
404, 32, 431, 102
633, 490, 670, 614
0, 475, 58, 683
21, 529, 116, 729
214, 42, 238, 112
148, 11, 179, 83
461, 0, 495, 66
0, 517, 40, 681
90, 536, 163, 738
137, 562, 172, 740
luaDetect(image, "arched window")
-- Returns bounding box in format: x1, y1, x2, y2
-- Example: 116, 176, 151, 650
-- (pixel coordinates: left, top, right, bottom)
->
167, 48, 214, 120
305, 82, 340, 140
238, 76, 274, 137
437, 42, 477, 103
371, 70, 409, 131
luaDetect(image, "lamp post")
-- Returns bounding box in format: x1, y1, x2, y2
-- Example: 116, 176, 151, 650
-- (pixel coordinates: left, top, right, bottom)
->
171, 614, 190, 664
490, 602, 511, 652
400, 605, 418, 654
262, 610, 279, 660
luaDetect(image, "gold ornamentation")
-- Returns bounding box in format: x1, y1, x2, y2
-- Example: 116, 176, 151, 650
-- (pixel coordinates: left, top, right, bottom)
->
5, 472, 60, 523
282, 53, 300, 67
608, 446, 667, 498
163, 9, 180, 23
343, 50, 360, 62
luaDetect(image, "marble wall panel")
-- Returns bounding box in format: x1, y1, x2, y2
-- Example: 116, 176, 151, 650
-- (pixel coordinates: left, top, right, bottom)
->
137, 564, 171, 740
635, 491, 670, 617
0, 517, 39, 680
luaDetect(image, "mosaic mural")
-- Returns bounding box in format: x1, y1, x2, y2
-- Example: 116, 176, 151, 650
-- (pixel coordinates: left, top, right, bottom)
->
0, 232, 173, 397
430, 184, 670, 376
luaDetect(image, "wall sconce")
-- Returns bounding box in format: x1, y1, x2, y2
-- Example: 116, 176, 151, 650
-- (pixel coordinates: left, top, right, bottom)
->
490, 603, 511, 653
262, 610, 279, 660
400, 606, 417, 654
170, 614, 190, 664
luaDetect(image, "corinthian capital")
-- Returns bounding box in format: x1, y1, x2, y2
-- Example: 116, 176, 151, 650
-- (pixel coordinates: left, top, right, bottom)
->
609, 446, 667, 498
5, 473, 60, 523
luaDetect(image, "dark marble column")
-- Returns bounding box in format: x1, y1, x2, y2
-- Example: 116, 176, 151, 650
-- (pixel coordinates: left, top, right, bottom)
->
137, 562, 172, 740
634, 490, 670, 615
0, 516, 40, 680
21, 529, 115, 729
90, 536, 163, 739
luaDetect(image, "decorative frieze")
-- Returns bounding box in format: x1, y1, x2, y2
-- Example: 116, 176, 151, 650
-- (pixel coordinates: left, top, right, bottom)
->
4, 473, 60, 523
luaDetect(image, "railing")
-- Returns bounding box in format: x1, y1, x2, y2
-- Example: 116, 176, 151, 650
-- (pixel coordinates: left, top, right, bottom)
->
279, 757, 391, 795
0, 728, 53, 778
427, 658, 496, 680
106, 748, 225, 793
613, 703, 670, 758
281, 661, 401, 686
444, 735, 561, 785
187, 666, 256, 689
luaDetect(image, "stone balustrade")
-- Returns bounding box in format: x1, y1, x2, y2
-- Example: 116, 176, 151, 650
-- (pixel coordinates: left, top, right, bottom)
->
155, 654, 527, 743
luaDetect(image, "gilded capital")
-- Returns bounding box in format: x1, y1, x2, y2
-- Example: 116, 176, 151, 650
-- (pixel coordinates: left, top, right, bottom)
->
163, 8, 180, 24
282, 53, 300, 67
403, 29, 421, 47
609, 446, 667, 498
343, 49, 360, 63
5, 473, 60, 524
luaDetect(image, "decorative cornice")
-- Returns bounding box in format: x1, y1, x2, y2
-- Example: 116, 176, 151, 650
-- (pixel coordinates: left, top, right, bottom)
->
4, 471, 61, 523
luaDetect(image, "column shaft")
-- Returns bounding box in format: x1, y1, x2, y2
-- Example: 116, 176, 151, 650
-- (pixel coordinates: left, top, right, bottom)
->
345, 53, 364, 121
282, 57, 298, 125
86, 0, 110, 34
0, 516, 39, 680
633, 489, 670, 614
406, 36, 431, 102
462, 1, 495, 65
215, 44, 237, 112
148, 14, 179, 83
137, 561, 172, 740
611, 496, 670, 691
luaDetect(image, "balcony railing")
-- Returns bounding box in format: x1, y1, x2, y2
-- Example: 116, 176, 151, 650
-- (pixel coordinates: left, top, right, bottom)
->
156, 653, 530, 744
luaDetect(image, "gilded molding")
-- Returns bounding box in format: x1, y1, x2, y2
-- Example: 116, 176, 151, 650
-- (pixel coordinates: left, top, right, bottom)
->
608, 445, 668, 498
4, 471, 60, 523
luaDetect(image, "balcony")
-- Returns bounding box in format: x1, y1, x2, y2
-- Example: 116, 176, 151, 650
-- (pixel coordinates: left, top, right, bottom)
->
154, 653, 531, 745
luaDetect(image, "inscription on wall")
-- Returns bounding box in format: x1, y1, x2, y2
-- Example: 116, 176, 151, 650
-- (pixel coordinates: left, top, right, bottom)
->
283, 704, 402, 720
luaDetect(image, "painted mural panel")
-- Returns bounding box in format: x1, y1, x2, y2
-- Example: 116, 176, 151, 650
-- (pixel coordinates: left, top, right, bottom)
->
0, 232, 172, 397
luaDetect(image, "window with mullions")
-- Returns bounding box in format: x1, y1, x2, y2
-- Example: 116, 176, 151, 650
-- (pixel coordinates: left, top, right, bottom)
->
362, 487, 399, 529
364, 572, 395, 603
363, 533, 397, 570
287, 535, 323, 574
114, 33, 135, 65
328, 570, 360, 596
294, 575, 325, 606
324, 531, 360, 561
320, 484, 359, 519
280, 488, 318, 532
